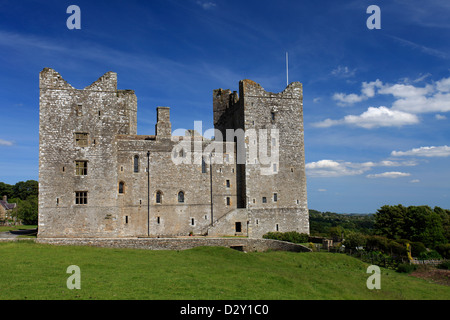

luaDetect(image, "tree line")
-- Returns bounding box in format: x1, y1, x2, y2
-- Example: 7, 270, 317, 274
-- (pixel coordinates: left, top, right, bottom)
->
309, 205, 450, 259
0, 180, 38, 225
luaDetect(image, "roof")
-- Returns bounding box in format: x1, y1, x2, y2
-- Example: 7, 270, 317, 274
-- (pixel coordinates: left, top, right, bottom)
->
0, 200, 16, 210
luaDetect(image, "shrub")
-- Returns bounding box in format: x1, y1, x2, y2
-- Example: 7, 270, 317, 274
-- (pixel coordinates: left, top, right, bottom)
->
436, 260, 450, 270
343, 232, 367, 250
417, 250, 442, 260
366, 235, 388, 252
410, 242, 427, 257
263, 231, 309, 244
387, 240, 407, 257
396, 263, 417, 273
435, 243, 450, 259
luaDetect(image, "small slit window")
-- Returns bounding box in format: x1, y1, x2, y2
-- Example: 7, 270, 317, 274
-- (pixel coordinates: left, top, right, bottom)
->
76, 104, 83, 116
156, 191, 162, 204
178, 191, 185, 203
202, 157, 207, 173
119, 181, 125, 194
134, 155, 139, 173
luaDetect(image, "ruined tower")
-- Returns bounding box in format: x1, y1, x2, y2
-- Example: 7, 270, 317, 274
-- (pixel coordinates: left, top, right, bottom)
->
212, 80, 309, 238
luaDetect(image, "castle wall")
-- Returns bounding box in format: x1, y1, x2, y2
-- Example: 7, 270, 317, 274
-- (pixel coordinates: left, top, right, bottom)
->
115, 137, 238, 237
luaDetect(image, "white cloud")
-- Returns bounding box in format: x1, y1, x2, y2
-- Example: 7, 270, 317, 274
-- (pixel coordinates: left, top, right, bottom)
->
435, 114, 447, 120
312, 106, 419, 129
0, 139, 14, 146
318, 189, 327, 192
391, 145, 450, 157
410, 179, 420, 183
319, 76, 450, 129
332, 80, 382, 106
331, 65, 356, 78
305, 159, 418, 177
331, 76, 450, 113
196, 1, 216, 10
366, 172, 411, 179
305, 159, 372, 177
333, 92, 366, 105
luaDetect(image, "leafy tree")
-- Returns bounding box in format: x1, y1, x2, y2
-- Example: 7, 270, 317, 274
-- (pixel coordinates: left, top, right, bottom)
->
12, 196, 38, 225
374, 204, 448, 248
12, 180, 38, 200
374, 204, 408, 239
343, 232, 367, 250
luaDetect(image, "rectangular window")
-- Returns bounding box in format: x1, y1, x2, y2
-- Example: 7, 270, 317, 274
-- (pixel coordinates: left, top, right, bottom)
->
75, 132, 89, 147
262, 197, 267, 203
75, 161, 88, 176
273, 193, 278, 202
226, 197, 231, 206
75, 191, 88, 205
76, 104, 83, 116
226, 180, 230, 188
272, 138, 276, 146
235, 222, 242, 233
271, 112, 275, 121
273, 163, 277, 173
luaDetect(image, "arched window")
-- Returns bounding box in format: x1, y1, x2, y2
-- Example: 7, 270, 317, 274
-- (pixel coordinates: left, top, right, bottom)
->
178, 191, 184, 203
156, 191, 162, 204
119, 181, 125, 194
134, 155, 139, 173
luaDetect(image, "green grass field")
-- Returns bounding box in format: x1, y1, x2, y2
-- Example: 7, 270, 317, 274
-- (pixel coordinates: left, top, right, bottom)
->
0, 241, 448, 300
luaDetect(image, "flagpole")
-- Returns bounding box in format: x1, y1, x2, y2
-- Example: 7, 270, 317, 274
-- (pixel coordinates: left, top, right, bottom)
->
286, 52, 289, 86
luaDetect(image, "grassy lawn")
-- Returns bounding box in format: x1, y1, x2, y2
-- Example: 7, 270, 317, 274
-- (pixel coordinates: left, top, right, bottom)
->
0, 225, 37, 233
0, 241, 449, 300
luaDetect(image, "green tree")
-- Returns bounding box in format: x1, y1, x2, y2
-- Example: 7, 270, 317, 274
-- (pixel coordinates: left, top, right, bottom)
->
374, 204, 447, 248
374, 205, 408, 239
343, 232, 367, 250
12, 180, 38, 200
12, 196, 38, 225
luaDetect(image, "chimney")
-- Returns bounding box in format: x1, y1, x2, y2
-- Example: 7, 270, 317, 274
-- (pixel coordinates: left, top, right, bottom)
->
155, 107, 171, 139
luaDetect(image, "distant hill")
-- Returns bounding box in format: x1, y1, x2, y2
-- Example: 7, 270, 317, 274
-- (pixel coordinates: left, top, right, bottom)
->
309, 209, 375, 238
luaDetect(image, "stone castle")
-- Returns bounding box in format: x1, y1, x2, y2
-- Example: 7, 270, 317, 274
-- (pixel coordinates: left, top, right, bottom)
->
38, 68, 309, 239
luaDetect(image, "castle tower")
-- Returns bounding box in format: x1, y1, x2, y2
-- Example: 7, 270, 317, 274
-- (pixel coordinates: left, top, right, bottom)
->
212, 80, 309, 237
38, 68, 137, 238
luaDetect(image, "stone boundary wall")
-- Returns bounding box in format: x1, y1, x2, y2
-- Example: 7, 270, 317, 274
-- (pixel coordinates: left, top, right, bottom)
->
34, 237, 311, 252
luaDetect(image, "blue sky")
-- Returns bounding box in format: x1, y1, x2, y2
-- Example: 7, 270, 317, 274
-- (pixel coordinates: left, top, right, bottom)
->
0, 0, 449, 213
